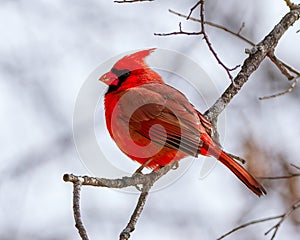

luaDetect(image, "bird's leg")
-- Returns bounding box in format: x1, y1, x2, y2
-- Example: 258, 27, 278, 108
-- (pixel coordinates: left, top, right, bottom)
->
172, 161, 179, 170
134, 158, 153, 174
133, 159, 154, 192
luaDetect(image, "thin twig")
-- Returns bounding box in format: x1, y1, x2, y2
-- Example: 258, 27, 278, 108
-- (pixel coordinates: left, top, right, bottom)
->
169, 9, 255, 45
154, 22, 202, 36
237, 22, 245, 35
217, 215, 283, 240
291, 163, 300, 170
114, 0, 153, 3
257, 173, 300, 180
187, 0, 201, 20
199, 0, 238, 81
265, 200, 300, 240
224, 151, 246, 164
218, 200, 300, 240
73, 179, 89, 240
259, 75, 299, 100
169, 9, 300, 77
205, 8, 300, 122
257, 163, 300, 179
268, 52, 294, 80
157, 5, 239, 80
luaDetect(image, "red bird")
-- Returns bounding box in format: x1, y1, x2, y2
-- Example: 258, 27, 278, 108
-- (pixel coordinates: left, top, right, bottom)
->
99, 48, 266, 197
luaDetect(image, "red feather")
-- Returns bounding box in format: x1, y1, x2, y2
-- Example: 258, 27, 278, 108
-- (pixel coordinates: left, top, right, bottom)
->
99, 49, 266, 197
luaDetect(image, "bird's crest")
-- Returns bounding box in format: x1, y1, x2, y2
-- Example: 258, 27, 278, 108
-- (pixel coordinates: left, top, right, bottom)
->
112, 48, 156, 71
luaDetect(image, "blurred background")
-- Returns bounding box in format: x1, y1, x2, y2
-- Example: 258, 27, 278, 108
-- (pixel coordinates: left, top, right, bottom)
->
0, 0, 299, 239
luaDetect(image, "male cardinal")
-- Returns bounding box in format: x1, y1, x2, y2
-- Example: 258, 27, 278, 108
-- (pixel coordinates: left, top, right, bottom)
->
99, 48, 266, 197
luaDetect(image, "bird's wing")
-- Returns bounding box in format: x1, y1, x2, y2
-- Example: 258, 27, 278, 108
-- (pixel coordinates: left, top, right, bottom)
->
117, 83, 209, 157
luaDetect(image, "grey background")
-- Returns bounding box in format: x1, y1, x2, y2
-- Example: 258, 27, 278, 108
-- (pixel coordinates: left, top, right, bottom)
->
0, 1, 299, 239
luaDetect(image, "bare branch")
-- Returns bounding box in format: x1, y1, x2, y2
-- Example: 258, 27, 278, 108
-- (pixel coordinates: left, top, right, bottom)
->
120, 191, 149, 240
284, 0, 299, 10
63, 163, 175, 188
154, 22, 202, 36
217, 215, 283, 240
73, 179, 89, 240
257, 173, 300, 180
237, 22, 245, 35
187, 0, 201, 20
64, 162, 176, 240
114, 0, 153, 3
169, 9, 256, 46
265, 200, 300, 240
291, 163, 300, 170
268, 52, 294, 80
157, 5, 240, 81
218, 200, 300, 240
169, 9, 300, 80
199, 0, 238, 81
205, 7, 300, 122
257, 162, 300, 179
259, 75, 299, 100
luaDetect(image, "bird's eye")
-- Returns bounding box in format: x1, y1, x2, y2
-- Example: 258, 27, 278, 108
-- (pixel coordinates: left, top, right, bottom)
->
122, 70, 131, 77
111, 68, 131, 80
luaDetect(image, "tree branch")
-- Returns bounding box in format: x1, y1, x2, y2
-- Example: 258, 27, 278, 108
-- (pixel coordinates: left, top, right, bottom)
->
265, 200, 300, 240
259, 74, 300, 100
257, 163, 300, 179
187, 0, 201, 20
114, 0, 153, 3
199, 0, 239, 81
73, 179, 89, 240
205, 7, 300, 122
120, 191, 149, 240
154, 22, 203, 36
218, 199, 300, 240
63, 162, 176, 240
217, 215, 283, 240
169, 8, 300, 90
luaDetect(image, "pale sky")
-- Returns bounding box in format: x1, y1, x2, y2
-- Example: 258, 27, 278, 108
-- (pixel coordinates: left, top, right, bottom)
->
0, 1, 299, 239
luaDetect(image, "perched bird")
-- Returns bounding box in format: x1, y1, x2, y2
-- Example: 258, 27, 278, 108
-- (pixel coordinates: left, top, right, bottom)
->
99, 48, 266, 196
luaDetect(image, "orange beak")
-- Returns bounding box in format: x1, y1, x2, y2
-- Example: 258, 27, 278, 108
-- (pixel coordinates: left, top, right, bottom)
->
99, 71, 118, 86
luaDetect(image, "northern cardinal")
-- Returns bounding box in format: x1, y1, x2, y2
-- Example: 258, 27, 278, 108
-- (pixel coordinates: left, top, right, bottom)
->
99, 48, 266, 196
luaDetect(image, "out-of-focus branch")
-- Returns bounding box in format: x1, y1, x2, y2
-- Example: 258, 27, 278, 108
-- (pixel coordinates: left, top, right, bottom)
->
258, 173, 300, 180
218, 200, 300, 240
265, 200, 300, 240
63, 162, 176, 240
217, 215, 282, 240
257, 163, 300, 179
268, 51, 295, 80
285, 0, 299, 9
259, 75, 300, 100
114, 0, 153, 3
291, 163, 300, 170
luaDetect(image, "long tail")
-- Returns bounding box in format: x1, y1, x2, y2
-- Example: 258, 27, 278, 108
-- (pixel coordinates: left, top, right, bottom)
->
201, 137, 266, 197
